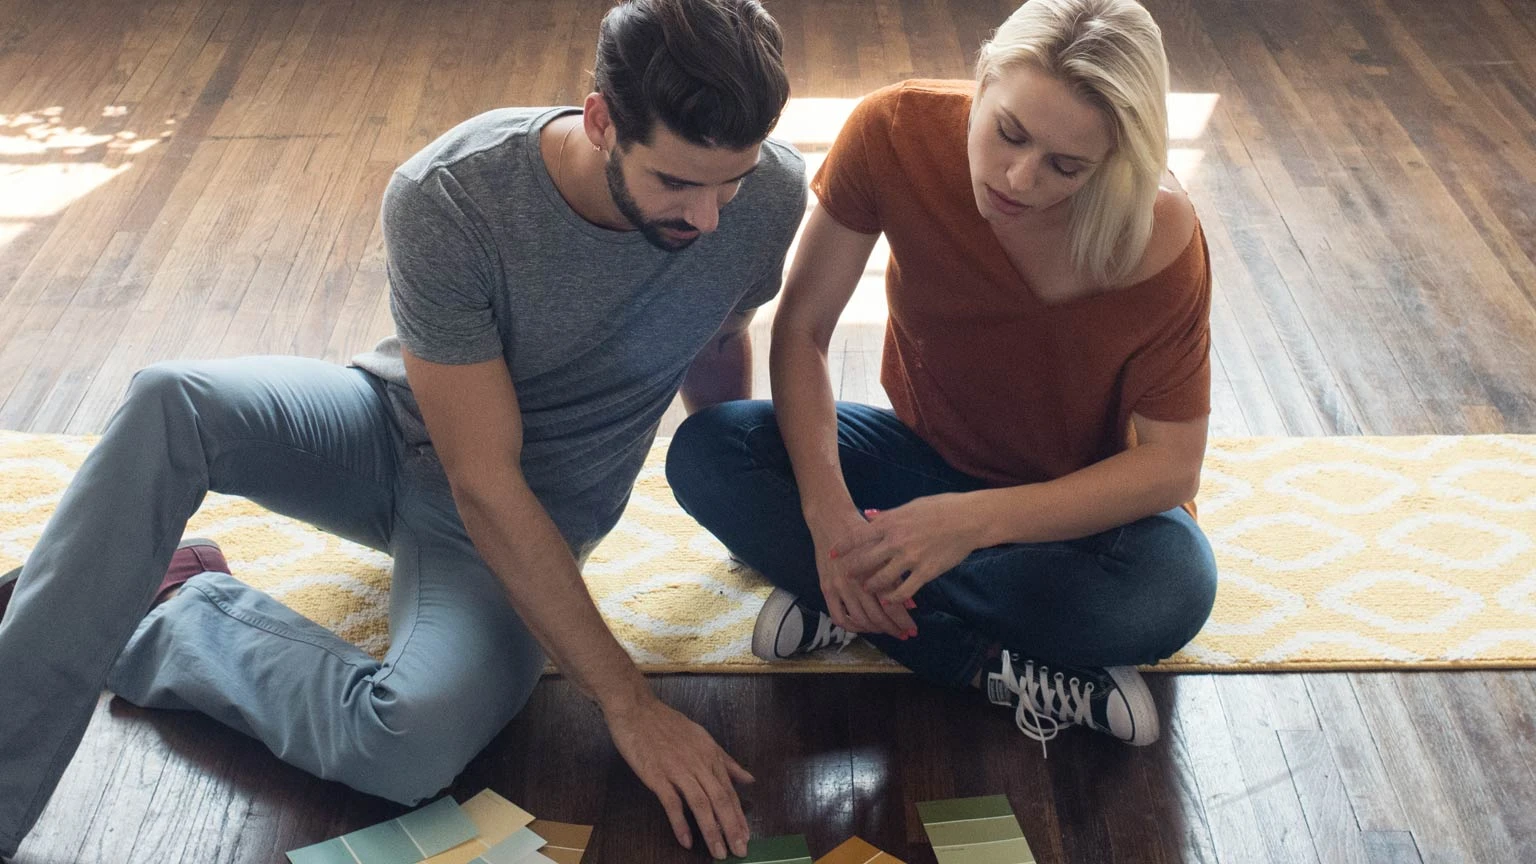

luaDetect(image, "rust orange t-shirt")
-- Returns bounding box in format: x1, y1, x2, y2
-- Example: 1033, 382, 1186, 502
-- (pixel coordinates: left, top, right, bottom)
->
810, 79, 1212, 488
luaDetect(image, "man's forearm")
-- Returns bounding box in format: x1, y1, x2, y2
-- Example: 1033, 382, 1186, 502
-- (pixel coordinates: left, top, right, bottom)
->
455, 479, 650, 712
680, 329, 752, 413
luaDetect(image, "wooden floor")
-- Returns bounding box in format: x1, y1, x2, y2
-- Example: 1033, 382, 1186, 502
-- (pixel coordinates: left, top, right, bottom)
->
3, 0, 1536, 861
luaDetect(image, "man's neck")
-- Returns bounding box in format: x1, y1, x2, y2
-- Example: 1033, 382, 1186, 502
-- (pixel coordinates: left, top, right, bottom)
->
542, 114, 630, 231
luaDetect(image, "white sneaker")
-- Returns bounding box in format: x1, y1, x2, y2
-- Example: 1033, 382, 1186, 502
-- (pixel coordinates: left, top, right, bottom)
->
985, 651, 1160, 750
751, 587, 857, 660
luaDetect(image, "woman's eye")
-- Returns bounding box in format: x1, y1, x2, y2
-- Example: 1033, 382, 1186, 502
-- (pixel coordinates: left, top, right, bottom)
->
995, 123, 1025, 146
1054, 162, 1080, 178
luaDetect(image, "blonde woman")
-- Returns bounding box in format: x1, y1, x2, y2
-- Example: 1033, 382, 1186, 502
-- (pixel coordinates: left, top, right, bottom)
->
668, 0, 1215, 748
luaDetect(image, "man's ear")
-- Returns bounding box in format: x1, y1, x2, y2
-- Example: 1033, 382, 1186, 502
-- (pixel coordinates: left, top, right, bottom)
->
583, 92, 616, 153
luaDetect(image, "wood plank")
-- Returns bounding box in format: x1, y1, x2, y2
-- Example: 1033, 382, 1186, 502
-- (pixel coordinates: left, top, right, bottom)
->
1277, 729, 1372, 864
1302, 675, 1408, 833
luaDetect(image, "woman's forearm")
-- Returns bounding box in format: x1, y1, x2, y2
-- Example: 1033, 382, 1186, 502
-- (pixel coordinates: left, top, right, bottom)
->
968, 443, 1200, 547
769, 328, 856, 522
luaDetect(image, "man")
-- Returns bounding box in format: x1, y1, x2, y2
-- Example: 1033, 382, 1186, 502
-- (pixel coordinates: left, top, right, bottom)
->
0, 0, 804, 860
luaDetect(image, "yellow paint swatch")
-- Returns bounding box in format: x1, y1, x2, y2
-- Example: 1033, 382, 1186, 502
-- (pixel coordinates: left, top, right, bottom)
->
815, 836, 905, 864
527, 820, 593, 864
422, 791, 536, 864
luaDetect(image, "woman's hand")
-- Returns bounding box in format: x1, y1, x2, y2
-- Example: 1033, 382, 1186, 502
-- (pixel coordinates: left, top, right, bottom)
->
807, 506, 917, 639
841, 493, 984, 606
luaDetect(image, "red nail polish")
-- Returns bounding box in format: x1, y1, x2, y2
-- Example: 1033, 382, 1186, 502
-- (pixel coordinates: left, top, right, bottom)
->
905, 598, 916, 609
907, 628, 918, 639
829, 549, 839, 560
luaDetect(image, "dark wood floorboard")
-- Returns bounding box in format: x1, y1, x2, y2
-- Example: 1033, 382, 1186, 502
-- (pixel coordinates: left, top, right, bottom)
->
3, 0, 1535, 861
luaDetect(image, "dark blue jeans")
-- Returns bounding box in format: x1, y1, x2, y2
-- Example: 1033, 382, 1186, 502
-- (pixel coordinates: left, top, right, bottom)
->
665, 401, 1218, 689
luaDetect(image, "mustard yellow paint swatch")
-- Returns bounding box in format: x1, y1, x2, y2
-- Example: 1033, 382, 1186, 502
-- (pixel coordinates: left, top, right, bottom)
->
815, 836, 905, 864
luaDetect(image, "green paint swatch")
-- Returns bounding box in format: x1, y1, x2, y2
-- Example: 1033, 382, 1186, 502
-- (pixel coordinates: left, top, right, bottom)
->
918, 796, 1035, 864
728, 834, 814, 864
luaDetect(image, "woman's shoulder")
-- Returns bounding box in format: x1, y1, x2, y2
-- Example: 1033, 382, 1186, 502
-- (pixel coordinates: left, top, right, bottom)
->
852, 79, 973, 126
1124, 181, 1202, 288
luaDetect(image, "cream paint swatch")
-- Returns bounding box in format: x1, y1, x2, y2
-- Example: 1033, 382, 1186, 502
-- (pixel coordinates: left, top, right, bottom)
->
423, 791, 536, 864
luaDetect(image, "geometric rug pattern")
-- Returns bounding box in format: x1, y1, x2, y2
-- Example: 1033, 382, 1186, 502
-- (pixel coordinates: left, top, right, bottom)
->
3, 430, 1535, 672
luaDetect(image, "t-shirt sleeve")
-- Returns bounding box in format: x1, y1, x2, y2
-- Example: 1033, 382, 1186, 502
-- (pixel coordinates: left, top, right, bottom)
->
382, 169, 505, 366
807, 85, 902, 235
734, 164, 809, 314
1125, 231, 1213, 422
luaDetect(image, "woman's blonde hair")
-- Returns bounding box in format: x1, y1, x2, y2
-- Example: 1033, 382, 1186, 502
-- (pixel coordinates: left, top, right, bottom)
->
975, 0, 1169, 287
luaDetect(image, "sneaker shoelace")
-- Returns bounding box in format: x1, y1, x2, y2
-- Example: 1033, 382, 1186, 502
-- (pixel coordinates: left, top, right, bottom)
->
809, 613, 857, 652
1001, 653, 1096, 758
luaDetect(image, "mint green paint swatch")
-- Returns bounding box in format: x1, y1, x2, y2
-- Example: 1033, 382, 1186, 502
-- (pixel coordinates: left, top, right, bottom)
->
473, 827, 547, 864
918, 795, 1035, 864
345, 821, 422, 864
287, 796, 478, 864
287, 837, 357, 864
727, 834, 814, 864
395, 796, 479, 855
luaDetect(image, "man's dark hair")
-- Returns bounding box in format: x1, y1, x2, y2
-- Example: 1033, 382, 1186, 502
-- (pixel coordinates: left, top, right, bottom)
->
594, 0, 790, 150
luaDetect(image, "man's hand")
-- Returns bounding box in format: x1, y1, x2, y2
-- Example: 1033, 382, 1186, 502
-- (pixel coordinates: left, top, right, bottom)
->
807, 506, 916, 639
605, 695, 755, 860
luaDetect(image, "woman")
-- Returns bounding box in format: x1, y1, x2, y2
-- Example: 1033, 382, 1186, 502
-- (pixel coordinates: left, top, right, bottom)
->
667, 0, 1217, 748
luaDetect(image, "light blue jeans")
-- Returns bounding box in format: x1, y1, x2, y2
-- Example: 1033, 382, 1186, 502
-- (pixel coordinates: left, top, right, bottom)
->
0, 357, 547, 858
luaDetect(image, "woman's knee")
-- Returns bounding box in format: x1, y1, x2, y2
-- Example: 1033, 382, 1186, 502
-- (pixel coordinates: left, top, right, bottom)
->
666, 400, 777, 509
1128, 511, 1219, 656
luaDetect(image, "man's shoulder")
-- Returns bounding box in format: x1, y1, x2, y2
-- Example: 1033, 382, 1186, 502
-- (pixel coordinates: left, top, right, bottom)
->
752, 137, 807, 193
396, 107, 567, 183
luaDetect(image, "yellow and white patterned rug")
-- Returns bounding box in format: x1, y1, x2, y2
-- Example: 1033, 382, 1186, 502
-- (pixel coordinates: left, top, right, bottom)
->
3, 431, 1535, 672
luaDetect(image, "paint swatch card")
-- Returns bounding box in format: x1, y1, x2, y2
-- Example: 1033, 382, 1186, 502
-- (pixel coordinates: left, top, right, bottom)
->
527, 820, 594, 864
288, 796, 479, 864
423, 790, 538, 864
472, 826, 547, 863
814, 836, 905, 864
917, 796, 1035, 864
728, 834, 814, 864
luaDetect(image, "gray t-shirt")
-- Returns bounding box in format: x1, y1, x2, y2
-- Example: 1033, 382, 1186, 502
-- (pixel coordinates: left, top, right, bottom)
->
353, 107, 806, 553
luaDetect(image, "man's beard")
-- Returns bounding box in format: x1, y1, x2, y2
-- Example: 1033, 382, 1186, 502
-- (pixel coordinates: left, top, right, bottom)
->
606, 150, 700, 252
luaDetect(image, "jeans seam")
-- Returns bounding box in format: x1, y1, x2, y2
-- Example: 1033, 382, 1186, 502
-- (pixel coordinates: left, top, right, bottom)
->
370, 528, 421, 692
187, 580, 366, 670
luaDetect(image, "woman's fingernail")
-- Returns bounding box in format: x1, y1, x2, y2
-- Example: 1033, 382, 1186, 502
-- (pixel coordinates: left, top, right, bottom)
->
864, 508, 879, 516
829, 549, 839, 559
905, 598, 917, 609
907, 628, 918, 638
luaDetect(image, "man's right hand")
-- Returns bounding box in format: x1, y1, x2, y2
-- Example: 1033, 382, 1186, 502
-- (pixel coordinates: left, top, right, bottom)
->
807, 507, 917, 639
605, 692, 755, 860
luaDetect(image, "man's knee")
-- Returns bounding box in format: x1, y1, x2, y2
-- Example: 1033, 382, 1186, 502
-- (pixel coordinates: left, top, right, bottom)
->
124, 362, 198, 411
350, 668, 540, 805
